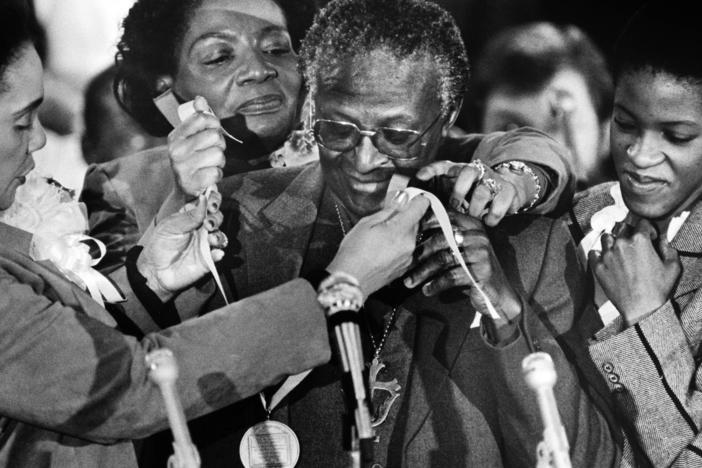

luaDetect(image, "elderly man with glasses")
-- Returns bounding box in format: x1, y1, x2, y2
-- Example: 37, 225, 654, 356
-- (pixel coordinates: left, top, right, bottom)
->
162, 0, 622, 466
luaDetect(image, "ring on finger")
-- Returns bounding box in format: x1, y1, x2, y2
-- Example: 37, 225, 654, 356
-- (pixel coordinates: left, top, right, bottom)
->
218, 231, 229, 248
452, 228, 464, 245
480, 177, 502, 198
600, 231, 615, 245
468, 159, 487, 182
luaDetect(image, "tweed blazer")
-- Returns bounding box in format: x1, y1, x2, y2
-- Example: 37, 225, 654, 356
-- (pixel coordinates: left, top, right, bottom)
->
81, 128, 574, 275
568, 183, 702, 467
0, 221, 330, 468
188, 162, 620, 467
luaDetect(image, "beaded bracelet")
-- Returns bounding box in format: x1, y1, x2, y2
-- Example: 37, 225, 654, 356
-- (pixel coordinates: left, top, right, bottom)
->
494, 160, 543, 212
317, 272, 364, 316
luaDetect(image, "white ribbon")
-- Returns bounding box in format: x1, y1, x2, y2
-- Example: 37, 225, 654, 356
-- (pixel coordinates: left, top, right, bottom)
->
202, 185, 229, 305
385, 174, 500, 321
403, 187, 501, 321
31, 233, 125, 306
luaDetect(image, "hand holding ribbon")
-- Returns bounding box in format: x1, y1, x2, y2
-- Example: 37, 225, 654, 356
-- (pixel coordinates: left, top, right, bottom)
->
137, 194, 228, 302
404, 208, 521, 322
327, 192, 430, 298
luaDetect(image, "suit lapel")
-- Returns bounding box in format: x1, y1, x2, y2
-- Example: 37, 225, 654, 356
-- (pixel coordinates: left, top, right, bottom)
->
401, 291, 477, 452
226, 165, 325, 297
671, 201, 702, 299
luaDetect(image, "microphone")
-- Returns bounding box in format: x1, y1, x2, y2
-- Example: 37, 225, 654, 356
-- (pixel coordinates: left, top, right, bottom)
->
146, 348, 201, 468
522, 352, 572, 468
317, 273, 375, 466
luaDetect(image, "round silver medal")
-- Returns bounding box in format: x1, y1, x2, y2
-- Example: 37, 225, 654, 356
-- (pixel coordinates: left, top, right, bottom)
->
239, 420, 300, 468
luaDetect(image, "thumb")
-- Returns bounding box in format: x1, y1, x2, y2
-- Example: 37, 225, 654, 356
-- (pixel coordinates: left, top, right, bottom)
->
388, 194, 430, 230
193, 95, 211, 114
177, 194, 208, 230
658, 234, 680, 266
634, 218, 657, 240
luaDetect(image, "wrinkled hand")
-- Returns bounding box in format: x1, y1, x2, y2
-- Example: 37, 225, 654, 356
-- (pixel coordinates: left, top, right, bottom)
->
137, 192, 227, 301
403, 211, 522, 322
415, 160, 537, 226
588, 219, 680, 327
327, 192, 430, 298
168, 96, 226, 198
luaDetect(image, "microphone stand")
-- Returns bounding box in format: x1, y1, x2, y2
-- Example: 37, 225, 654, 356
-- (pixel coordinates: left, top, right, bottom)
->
332, 315, 375, 467
146, 349, 201, 468
318, 272, 376, 467
522, 352, 572, 468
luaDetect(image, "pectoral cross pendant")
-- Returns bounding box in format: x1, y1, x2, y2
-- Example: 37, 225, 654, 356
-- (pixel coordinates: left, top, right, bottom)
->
368, 357, 401, 429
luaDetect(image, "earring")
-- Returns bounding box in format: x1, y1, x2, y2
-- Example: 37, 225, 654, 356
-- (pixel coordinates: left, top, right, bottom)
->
155, 76, 173, 94
626, 145, 635, 156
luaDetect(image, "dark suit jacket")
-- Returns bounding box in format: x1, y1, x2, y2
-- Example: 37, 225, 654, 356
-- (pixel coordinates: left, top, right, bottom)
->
195, 162, 620, 467
0, 221, 331, 467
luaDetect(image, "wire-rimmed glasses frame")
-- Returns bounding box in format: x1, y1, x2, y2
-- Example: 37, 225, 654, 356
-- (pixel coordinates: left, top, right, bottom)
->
312, 112, 443, 160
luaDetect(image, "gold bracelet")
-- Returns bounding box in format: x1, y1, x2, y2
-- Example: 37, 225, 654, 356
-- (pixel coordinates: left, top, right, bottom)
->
495, 161, 542, 212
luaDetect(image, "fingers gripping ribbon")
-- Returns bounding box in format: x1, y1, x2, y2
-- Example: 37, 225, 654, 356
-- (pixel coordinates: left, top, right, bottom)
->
200, 185, 229, 304
387, 175, 500, 320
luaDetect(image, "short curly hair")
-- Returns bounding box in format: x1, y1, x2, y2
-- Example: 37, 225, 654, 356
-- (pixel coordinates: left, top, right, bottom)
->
114, 0, 203, 136
300, 0, 469, 117
614, 0, 702, 86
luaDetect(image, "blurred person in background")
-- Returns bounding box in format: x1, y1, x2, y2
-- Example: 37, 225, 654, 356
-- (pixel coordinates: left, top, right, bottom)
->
32, 0, 136, 135
81, 65, 165, 165
11, 0, 137, 192
472, 22, 615, 189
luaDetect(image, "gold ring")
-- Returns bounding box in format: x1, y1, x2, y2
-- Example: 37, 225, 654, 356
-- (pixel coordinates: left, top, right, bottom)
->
219, 232, 229, 248
481, 177, 502, 198
453, 228, 464, 245
468, 159, 487, 181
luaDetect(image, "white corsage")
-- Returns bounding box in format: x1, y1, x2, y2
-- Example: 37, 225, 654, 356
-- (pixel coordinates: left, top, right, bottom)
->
268, 128, 319, 168
269, 95, 319, 168
580, 183, 690, 261
0, 174, 124, 306
579, 183, 628, 262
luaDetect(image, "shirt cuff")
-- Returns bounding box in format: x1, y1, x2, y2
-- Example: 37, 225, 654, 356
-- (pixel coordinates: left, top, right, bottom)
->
125, 245, 181, 328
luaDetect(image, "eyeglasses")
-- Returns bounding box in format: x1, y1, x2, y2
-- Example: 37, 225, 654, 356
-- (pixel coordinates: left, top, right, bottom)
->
312, 113, 443, 160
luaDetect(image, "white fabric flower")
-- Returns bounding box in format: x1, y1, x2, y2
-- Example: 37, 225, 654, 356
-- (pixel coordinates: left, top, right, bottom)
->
0, 174, 86, 235
0, 174, 122, 305
579, 184, 628, 260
